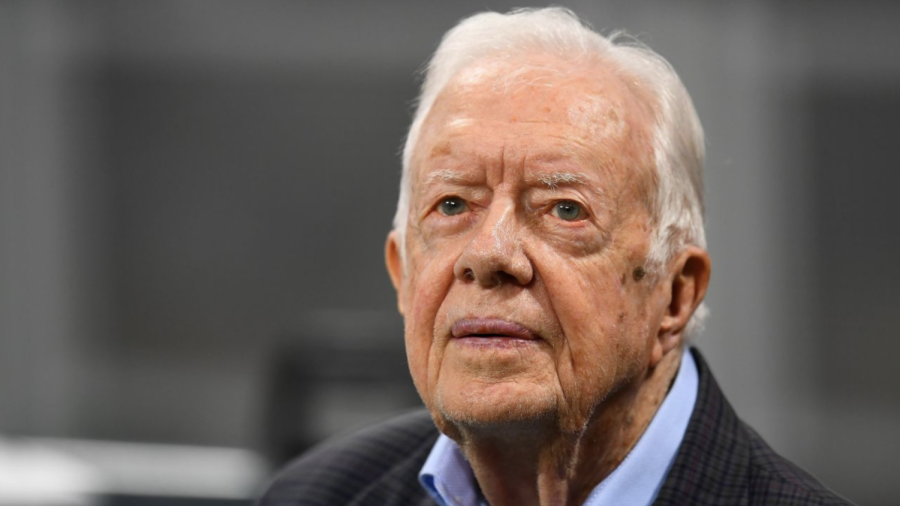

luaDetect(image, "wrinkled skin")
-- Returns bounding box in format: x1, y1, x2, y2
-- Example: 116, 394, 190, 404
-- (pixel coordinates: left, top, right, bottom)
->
386, 56, 710, 506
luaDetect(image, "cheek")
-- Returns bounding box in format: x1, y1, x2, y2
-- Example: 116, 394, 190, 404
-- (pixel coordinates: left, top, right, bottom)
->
540, 254, 646, 411
402, 246, 459, 398
405, 332, 430, 399
543, 252, 623, 342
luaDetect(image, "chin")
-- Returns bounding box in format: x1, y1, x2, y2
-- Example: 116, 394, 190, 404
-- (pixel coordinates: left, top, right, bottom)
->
432, 379, 559, 433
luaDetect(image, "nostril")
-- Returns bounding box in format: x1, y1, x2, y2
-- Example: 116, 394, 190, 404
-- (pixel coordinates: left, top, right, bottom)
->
464, 269, 475, 281
493, 271, 518, 286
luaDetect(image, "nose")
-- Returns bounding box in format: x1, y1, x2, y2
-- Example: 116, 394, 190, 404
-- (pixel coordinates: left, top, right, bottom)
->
453, 200, 534, 287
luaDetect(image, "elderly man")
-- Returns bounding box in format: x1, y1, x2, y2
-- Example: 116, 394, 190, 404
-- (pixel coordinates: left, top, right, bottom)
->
260, 8, 851, 506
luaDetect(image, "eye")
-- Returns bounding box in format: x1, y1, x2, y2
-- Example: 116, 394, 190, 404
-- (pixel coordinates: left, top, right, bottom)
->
438, 197, 468, 216
551, 200, 586, 221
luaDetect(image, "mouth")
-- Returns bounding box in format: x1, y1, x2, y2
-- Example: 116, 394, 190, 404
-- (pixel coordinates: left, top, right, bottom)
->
450, 318, 538, 341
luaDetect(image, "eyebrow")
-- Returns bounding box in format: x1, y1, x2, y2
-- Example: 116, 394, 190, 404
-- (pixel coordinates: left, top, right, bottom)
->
424, 169, 472, 186
424, 170, 594, 191
528, 171, 590, 190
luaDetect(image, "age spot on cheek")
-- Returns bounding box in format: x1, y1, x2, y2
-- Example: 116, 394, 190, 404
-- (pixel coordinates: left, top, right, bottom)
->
632, 266, 645, 282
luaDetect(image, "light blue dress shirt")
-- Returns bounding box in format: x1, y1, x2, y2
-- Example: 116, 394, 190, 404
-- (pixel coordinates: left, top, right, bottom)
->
418, 349, 699, 506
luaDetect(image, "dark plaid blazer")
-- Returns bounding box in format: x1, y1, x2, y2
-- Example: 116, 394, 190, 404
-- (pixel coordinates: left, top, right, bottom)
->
259, 349, 853, 506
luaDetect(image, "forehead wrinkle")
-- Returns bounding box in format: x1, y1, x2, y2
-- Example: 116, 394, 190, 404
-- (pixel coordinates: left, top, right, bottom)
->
428, 140, 452, 159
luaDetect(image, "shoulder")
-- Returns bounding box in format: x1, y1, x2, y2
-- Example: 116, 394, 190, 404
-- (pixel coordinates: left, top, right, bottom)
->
741, 423, 854, 506
258, 409, 439, 506
656, 348, 855, 506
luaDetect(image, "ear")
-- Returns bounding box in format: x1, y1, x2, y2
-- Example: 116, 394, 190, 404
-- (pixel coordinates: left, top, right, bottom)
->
385, 230, 406, 315
651, 246, 711, 366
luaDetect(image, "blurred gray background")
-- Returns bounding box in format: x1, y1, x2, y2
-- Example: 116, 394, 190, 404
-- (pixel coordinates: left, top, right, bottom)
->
1, 0, 898, 504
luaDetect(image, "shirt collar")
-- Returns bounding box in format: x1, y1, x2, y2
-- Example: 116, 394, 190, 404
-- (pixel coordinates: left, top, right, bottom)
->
418, 348, 699, 506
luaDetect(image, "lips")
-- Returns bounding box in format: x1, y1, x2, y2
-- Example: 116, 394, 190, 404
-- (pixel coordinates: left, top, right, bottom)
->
450, 318, 538, 340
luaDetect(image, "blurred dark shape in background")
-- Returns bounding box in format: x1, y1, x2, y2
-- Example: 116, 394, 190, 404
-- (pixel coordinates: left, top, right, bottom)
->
262, 310, 417, 468
1, 1, 898, 505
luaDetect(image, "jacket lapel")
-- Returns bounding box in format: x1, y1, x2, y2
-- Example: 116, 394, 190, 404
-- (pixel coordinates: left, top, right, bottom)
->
653, 348, 750, 506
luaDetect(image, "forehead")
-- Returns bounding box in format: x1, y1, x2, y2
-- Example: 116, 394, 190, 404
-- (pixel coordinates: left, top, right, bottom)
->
443, 56, 632, 124
413, 55, 655, 183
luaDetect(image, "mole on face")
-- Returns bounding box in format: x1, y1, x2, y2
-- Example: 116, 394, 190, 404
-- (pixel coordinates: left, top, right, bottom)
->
632, 266, 646, 282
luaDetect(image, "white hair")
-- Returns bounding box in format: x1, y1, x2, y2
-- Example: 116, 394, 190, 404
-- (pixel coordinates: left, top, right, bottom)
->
392, 7, 708, 335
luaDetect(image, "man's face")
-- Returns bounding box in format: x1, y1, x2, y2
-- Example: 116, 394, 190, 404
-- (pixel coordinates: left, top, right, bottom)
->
387, 58, 672, 435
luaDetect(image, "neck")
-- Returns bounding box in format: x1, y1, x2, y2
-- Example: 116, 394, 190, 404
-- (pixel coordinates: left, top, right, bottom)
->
454, 350, 682, 506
